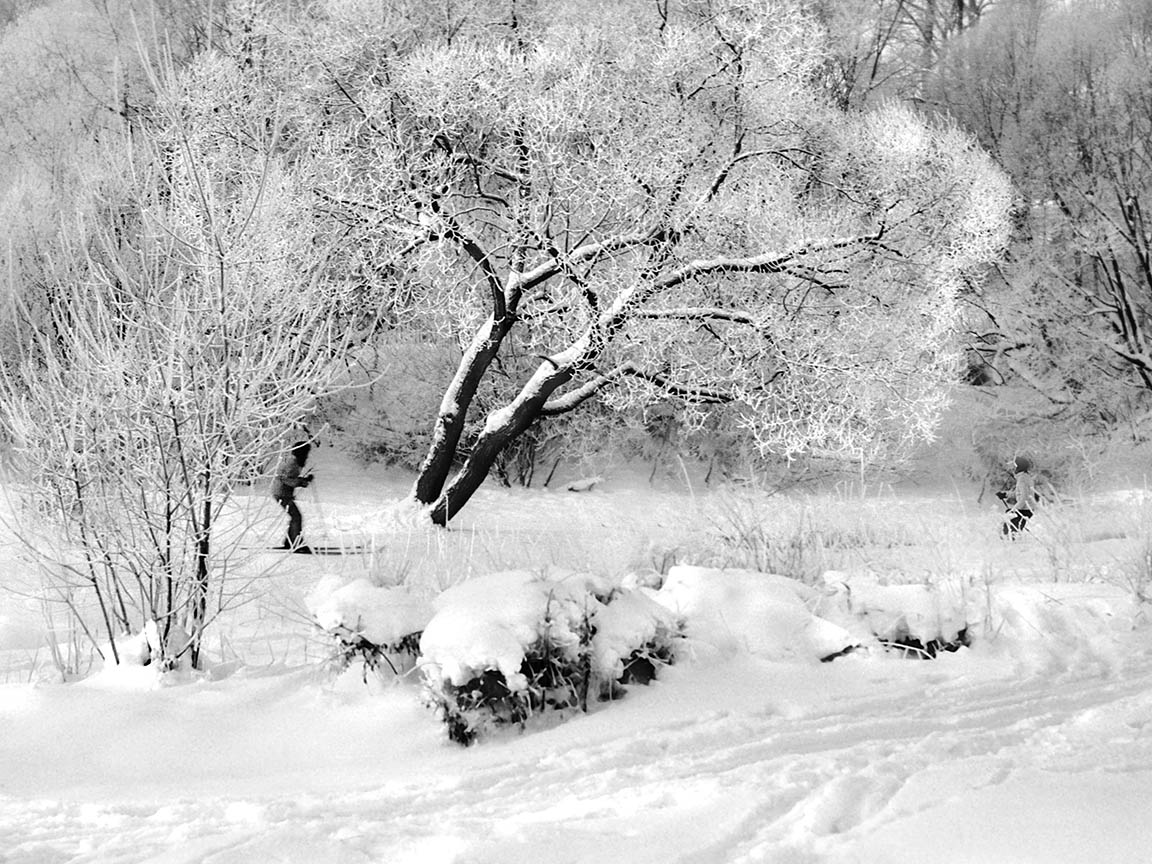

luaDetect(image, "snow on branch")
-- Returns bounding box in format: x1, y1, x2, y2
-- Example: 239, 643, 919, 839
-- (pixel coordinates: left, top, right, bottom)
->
516, 230, 655, 293
632, 307, 758, 325
656, 227, 887, 291
541, 362, 734, 416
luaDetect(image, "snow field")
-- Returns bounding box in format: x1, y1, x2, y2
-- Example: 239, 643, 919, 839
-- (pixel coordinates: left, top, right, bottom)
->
1, 451, 1151, 862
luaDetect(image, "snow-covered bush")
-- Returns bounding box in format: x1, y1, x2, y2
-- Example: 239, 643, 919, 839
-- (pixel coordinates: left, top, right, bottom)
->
309, 578, 434, 681
419, 571, 682, 745
591, 588, 682, 696
654, 565, 858, 662
109, 621, 192, 673
816, 571, 974, 658
651, 565, 978, 663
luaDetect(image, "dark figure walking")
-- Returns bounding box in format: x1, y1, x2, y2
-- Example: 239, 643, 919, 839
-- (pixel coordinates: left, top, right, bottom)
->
272, 441, 314, 553
997, 455, 1039, 539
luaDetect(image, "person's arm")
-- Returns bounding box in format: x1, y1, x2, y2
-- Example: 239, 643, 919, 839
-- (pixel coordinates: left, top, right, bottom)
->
279, 460, 312, 488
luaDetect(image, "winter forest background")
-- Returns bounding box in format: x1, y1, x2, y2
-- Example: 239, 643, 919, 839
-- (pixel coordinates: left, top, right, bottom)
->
1, 1, 1151, 862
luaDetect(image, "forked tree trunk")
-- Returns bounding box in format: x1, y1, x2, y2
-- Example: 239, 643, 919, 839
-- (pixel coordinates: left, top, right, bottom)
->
427, 366, 573, 526
412, 314, 515, 505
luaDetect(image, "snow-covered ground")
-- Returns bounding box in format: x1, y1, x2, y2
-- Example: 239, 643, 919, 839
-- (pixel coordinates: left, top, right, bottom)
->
2, 450, 1151, 863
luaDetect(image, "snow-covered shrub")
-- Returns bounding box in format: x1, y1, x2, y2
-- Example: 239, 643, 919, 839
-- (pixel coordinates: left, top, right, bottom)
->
981, 583, 1142, 672
107, 620, 193, 675
419, 571, 682, 745
815, 571, 974, 658
592, 588, 682, 698
654, 565, 857, 662
309, 578, 434, 681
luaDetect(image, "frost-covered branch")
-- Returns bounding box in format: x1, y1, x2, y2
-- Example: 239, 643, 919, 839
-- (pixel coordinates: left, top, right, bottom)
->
541, 363, 736, 416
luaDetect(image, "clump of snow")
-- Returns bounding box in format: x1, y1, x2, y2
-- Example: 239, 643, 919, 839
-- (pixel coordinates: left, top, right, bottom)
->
417, 569, 684, 743
590, 588, 681, 680
420, 570, 609, 690
112, 629, 151, 667
655, 565, 856, 662
817, 571, 973, 648
309, 577, 434, 649
146, 620, 192, 670
106, 620, 192, 672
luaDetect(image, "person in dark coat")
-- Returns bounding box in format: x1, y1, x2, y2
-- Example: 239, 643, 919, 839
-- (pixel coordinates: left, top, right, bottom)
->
272, 441, 313, 553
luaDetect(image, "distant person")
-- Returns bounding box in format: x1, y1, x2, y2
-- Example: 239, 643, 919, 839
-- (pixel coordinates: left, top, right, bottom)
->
271, 441, 313, 553
997, 455, 1039, 539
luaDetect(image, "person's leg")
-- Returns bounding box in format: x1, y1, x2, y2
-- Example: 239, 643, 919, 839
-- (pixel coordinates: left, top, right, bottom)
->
274, 495, 303, 548
286, 498, 303, 547
1015, 508, 1033, 534
1006, 509, 1032, 538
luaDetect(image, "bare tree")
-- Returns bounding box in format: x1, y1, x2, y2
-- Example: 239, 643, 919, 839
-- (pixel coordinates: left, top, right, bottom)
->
0, 50, 350, 670
935, 0, 1152, 422
808, 0, 998, 108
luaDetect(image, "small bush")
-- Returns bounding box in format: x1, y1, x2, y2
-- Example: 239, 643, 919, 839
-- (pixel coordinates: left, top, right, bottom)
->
323, 625, 423, 682
420, 572, 682, 745
309, 578, 434, 682
425, 634, 590, 746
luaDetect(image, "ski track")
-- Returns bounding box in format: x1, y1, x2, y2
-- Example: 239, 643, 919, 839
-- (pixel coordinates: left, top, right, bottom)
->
4, 657, 1151, 864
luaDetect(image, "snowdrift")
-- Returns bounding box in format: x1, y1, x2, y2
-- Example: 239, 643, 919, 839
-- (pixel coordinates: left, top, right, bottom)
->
306, 562, 1147, 746
654, 565, 857, 661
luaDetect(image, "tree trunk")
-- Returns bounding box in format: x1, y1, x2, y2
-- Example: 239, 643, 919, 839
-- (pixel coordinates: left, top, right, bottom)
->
188, 498, 212, 670
428, 366, 572, 525
412, 314, 514, 504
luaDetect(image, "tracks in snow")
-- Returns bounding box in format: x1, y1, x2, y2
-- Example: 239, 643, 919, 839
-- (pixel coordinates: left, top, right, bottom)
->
4, 660, 1152, 864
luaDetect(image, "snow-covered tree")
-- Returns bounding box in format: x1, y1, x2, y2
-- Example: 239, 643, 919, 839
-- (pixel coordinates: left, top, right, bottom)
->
934, 0, 1152, 423
808, 0, 998, 108
286, 0, 1010, 523
0, 51, 350, 670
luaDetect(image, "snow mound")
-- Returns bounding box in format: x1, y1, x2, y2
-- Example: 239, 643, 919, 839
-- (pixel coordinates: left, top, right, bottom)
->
817, 571, 973, 648
420, 570, 610, 690
357, 498, 437, 532
815, 572, 1144, 671
112, 629, 152, 667
591, 588, 681, 680
986, 583, 1142, 673
654, 565, 856, 662
309, 577, 434, 647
